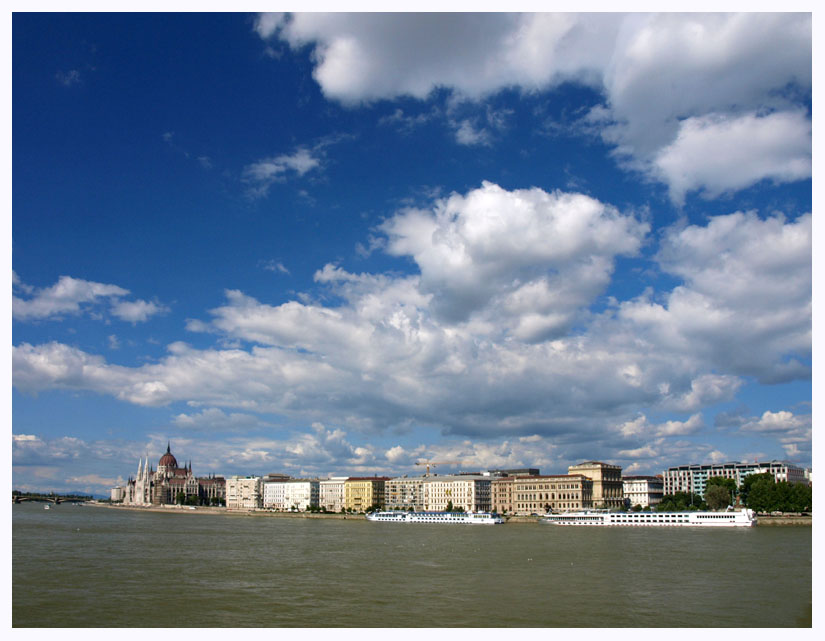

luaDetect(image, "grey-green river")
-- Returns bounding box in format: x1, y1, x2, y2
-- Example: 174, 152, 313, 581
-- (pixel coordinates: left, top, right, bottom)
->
12, 502, 811, 627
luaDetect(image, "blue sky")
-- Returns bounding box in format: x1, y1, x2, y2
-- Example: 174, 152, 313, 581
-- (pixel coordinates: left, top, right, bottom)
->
11, 12, 812, 495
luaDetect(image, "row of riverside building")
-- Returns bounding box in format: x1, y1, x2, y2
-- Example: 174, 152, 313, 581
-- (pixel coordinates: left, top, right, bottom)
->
112, 445, 810, 514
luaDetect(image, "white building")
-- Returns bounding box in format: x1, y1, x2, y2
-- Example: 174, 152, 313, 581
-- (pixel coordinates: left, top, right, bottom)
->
622, 475, 664, 508
284, 480, 320, 511
110, 486, 125, 502
263, 479, 319, 510
421, 475, 491, 512
226, 476, 262, 509
319, 477, 348, 512
663, 461, 807, 498
263, 480, 287, 510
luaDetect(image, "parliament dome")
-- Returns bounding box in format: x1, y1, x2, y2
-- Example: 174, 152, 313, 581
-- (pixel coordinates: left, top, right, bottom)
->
158, 443, 178, 469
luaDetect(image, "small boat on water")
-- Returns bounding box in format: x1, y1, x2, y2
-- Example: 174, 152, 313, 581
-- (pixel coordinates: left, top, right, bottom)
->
44, 504, 50, 510
541, 507, 756, 527
367, 511, 503, 524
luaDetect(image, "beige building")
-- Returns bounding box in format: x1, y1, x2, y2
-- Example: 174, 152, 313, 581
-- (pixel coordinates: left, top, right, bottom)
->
226, 476, 262, 510
491, 474, 593, 514
568, 461, 623, 509
385, 476, 426, 511
421, 475, 491, 512
319, 477, 348, 512
491, 476, 514, 513
344, 477, 389, 512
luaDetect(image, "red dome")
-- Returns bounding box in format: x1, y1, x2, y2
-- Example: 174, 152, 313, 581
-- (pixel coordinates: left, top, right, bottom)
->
158, 443, 178, 469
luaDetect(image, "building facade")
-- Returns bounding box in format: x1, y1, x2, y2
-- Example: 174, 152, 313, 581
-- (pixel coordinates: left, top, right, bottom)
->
663, 460, 808, 498
568, 461, 624, 509
491, 474, 593, 514
622, 475, 664, 508
385, 476, 426, 511
283, 480, 320, 511
344, 477, 389, 512
421, 475, 491, 512
491, 476, 515, 513
226, 476, 262, 509
197, 475, 226, 505
319, 477, 348, 512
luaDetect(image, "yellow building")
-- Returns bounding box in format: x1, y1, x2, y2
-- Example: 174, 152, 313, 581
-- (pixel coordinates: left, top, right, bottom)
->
344, 477, 389, 512
567, 461, 623, 509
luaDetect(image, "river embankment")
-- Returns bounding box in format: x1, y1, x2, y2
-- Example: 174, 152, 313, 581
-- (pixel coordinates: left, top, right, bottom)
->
86, 502, 364, 519
755, 514, 812, 526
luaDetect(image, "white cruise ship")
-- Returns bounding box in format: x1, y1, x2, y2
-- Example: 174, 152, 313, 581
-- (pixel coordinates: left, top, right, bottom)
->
541, 508, 756, 527
367, 511, 503, 524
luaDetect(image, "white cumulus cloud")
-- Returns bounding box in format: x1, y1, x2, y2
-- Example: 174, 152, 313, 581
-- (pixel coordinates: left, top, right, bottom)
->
619, 211, 811, 383
652, 110, 812, 204
256, 13, 810, 201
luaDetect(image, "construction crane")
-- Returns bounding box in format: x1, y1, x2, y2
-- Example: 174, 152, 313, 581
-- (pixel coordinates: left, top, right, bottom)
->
415, 460, 462, 477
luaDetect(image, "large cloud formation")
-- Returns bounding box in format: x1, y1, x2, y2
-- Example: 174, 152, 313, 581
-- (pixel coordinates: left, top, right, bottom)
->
13, 184, 811, 451
255, 13, 811, 202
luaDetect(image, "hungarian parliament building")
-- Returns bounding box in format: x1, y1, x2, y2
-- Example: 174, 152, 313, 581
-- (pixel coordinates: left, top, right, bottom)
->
116, 443, 225, 506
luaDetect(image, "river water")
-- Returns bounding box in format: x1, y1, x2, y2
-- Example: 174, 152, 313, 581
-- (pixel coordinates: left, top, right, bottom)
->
12, 502, 811, 627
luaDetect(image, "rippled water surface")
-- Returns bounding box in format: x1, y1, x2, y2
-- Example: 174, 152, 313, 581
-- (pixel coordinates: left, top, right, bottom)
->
12, 503, 812, 627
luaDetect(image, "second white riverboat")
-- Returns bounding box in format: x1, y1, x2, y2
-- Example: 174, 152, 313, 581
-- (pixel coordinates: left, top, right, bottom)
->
541, 508, 756, 527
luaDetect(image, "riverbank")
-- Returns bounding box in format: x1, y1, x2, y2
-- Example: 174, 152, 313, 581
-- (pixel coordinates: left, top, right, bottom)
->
86, 502, 364, 519
755, 514, 812, 526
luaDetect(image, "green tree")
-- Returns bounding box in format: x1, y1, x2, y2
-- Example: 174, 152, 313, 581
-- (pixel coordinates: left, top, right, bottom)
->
706, 476, 737, 504
175, 491, 186, 505
740, 473, 774, 505
746, 478, 777, 513
446, 500, 454, 512
704, 484, 732, 510
657, 492, 706, 511
789, 482, 812, 512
